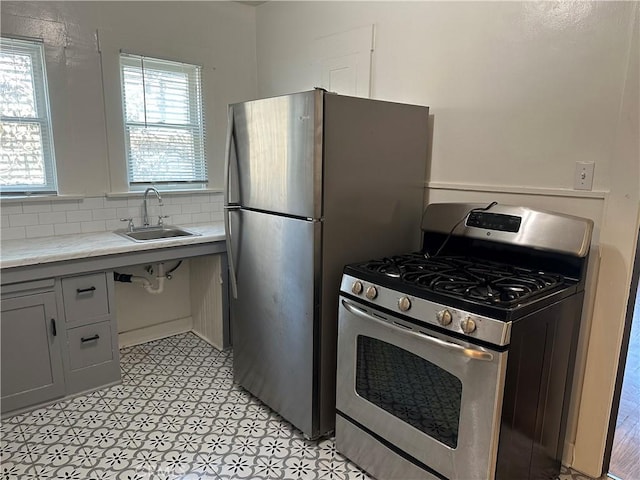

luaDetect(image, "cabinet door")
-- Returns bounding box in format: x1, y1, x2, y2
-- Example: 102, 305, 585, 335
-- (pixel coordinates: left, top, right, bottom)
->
1, 292, 65, 414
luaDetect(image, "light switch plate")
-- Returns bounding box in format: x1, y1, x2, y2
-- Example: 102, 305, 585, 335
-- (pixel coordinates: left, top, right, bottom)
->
574, 162, 595, 191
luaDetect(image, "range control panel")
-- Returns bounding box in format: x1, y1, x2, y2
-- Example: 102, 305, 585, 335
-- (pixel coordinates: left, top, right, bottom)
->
466, 212, 522, 233
340, 273, 512, 347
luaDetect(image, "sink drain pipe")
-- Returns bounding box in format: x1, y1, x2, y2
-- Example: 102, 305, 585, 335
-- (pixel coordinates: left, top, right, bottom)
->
114, 262, 167, 295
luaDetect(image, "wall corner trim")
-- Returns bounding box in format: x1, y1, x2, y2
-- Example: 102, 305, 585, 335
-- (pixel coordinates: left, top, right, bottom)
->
425, 181, 609, 200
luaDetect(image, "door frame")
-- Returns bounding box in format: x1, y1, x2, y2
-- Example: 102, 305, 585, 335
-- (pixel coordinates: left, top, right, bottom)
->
603, 225, 640, 473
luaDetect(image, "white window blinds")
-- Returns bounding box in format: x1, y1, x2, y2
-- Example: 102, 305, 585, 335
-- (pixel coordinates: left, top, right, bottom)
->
120, 53, 207, 188
0, 37, 57, 194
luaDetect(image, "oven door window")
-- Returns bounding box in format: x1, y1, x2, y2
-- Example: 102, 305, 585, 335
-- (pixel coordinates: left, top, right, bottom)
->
356, 335, 462, 449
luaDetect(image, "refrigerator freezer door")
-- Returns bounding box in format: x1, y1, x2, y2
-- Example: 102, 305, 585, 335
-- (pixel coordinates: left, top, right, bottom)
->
230, 90, 322, 219
228, 208, 321, 437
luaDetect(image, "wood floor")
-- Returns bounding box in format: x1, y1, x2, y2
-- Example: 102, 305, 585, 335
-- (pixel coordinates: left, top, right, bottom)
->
608, 289, 640, 479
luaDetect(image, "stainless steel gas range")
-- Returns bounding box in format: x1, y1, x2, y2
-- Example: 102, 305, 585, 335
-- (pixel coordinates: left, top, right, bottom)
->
335, 202, 593, 480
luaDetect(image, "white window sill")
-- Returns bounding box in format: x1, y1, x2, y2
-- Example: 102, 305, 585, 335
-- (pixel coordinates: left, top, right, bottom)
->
1, 194, 85, 204
0, 189, 223, 205
105, 188, 223, 198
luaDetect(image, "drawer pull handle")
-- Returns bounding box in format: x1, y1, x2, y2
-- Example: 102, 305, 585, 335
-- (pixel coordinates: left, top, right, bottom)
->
81, 334, 100, 343
76, 286, 96, 294
51, 318, 57, 337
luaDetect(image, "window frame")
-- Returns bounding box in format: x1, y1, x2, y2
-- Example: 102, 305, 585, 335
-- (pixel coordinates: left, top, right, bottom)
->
119, 53, 208, 192
0, 36, 58, 195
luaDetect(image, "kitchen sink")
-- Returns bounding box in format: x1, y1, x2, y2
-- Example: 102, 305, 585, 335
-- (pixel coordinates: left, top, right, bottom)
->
116, 226, 200, 242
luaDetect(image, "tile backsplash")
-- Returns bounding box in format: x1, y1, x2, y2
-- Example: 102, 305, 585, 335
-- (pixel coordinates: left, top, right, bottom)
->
1, 192, 224, 241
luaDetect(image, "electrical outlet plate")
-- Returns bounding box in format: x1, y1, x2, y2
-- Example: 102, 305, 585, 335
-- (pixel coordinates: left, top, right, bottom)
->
574, 162, 595, 191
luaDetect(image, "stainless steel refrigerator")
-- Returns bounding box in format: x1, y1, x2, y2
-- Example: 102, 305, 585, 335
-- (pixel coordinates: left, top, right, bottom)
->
224, 89, 429, 439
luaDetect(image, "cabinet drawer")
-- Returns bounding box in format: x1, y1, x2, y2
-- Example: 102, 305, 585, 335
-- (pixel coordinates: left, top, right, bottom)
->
67, 322, 114, 371
62, 273, 110, 324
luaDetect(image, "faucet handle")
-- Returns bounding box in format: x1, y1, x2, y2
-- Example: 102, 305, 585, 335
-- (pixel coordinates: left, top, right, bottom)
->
120, 218, 134, 232
157, 215, 169, 226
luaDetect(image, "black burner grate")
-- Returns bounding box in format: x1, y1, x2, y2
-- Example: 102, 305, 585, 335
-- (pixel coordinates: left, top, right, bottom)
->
360, 254, 565, 307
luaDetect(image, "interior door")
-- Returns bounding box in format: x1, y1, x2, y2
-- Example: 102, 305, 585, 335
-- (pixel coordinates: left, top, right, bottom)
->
229, 208, 321, 437
315, 25, 374, 98
231, 90, 322, 219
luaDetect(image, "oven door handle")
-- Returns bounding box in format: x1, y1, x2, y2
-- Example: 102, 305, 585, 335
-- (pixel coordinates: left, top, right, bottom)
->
341, 299, 494, 361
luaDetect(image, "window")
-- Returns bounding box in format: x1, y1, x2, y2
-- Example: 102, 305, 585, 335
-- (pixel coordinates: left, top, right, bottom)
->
120, 53, 207, 190
0, 37, 57, 194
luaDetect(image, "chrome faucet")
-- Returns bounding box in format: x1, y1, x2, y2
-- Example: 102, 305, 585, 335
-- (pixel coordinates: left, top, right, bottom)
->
142, 187, 163, 227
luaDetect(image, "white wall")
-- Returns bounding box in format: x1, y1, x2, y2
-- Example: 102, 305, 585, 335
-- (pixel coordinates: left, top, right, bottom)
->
256, 1, 630, 193
115, 261, 192, 344
1, 1, 257, 195
256, 2, 639, 476
573, 7, 640, 474
1, 1, 256, 339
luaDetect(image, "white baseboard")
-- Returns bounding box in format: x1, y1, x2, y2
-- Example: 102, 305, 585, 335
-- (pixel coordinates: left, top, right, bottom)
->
190, 329, 226, 352
118, 316, 193, 348
563, 440, 575, 467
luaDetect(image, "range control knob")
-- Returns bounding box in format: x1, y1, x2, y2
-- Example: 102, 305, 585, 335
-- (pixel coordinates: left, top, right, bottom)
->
436, 309, 453, 326
351, 281, 363, 295
365, 286, 378, 300
460, 317, 477, 334
398, 296, 411, 312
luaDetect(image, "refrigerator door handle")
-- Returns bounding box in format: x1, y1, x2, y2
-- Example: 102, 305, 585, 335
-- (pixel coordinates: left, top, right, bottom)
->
224, 206, 239, 299
224, 105, 236, 207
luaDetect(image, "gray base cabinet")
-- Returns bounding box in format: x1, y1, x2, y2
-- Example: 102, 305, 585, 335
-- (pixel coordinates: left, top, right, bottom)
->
59, 272, 120, 395
1, 240, 228, 417
1, 289, 65, 414
1, 272, 120, 416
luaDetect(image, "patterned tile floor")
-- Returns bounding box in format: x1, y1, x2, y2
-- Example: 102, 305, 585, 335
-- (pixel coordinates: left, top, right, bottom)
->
1, 332, 595, 480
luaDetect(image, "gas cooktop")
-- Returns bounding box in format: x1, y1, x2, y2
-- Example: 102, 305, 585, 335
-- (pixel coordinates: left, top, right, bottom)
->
344, 253, 578, 320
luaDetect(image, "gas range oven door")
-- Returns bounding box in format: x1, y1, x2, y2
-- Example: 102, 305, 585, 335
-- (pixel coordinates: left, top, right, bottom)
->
336, 296, 508, 480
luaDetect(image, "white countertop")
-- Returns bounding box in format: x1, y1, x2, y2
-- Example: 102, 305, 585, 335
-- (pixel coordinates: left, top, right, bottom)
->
0, 223, 225, 270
